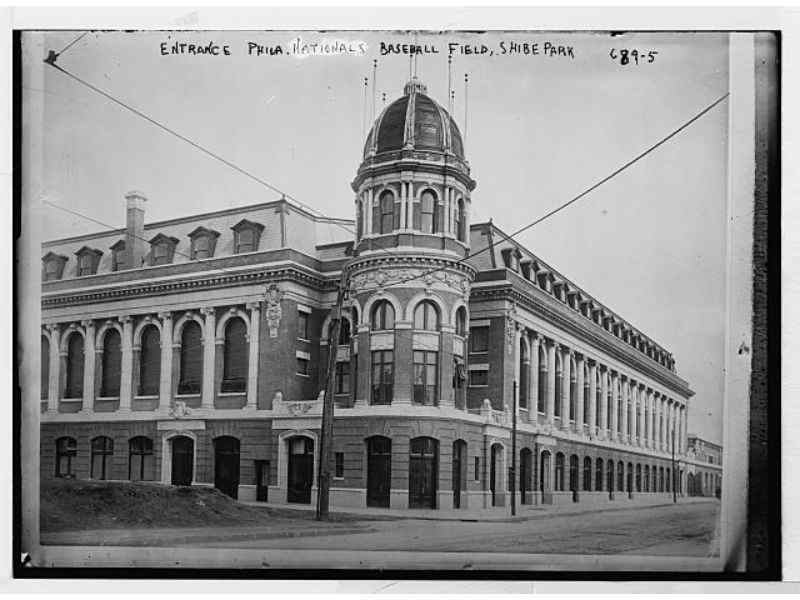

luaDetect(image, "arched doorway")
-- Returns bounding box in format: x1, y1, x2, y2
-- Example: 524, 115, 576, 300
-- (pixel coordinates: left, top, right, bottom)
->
171, 436, 194, 486
540, 450, 552, 504
490, 443, 503, 507
287, 436, 314, 504
214, 436, 240, 499
409, 437, 438, 509
520, 448, 533, 505
452, 439, 467, 509
366, 436, 391, 508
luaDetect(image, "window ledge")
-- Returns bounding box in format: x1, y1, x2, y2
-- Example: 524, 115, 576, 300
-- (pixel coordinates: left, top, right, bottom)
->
218, 391, 246, 397
175, 393, 201, 399
467, 385, 488, 388
134, 395, 159, 401
59, 398, 83, 403
96, 396, 120, 401
296, 373, 310, 378
297, 338, 311, 343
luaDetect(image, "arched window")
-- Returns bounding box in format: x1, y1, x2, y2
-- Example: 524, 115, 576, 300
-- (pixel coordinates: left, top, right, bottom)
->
419, 189, 438, 233
606, 375, 613, 432
636, 463, 642, 492
607, 460, 614, 493
644, 465, 650, 492
554, 453, 565, 492
373, 190, 396, 234
55, 436, 77, 478
537, 346, 547, 413
456, 198, 466, 242
100, 329, 122, 397
337, 318, 351, 345
129, 436, 154, 481
666, 468, 671, 492
617, 461, 625, 492
659, 466, 665, 492
595, 370, 603, 429
583, 364, 591, 425
41, 335, 49, 401
455, 306, 468, 337
371, 300, 395, 331
569, 454, 579, 492
138, 325, 161, 396
64, 332, 84, 399
554, 353, 562, 418
627, 462, 634, 492
179, 320, 203, 394
91, 436, 114, 480
596, 457, 604, 492
518, 339, 528, 409
583, 457, 592, 491
569, 357, 577, 421
221, 317, 248, 393
413, 300, 440, 331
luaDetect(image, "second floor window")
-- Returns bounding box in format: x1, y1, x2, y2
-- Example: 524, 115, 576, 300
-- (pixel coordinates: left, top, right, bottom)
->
371, 350, 393, 405
221, 317, 248, 393
413, 350, 438, 406
178, 320, 202, 395
297, 311, 310, 340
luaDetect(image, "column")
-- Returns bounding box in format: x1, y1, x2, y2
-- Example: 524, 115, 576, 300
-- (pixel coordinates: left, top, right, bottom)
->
667, 400, 674, 453
629, 381, 638, 444
636, 384, 644, 447
201, 306, 216, 409
46, 324, 60, 412
610, 370, 619, 442
648, 390, 656, 449
659, 394, 666, 451
560, 347, 571, 429
545, 339, 556, 424
158, 311, 173, 411
599, 366, 608, 437
119, 315, 133, 411
246, 302, 261, 409
587, 359, 597, 438
575, 353, 585, 435
530, 333, 540, 415
81, 320, 96, 411
620, 376, 629, 444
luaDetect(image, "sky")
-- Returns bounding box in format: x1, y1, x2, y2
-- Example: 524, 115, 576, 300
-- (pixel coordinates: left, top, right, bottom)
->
22, 30, 729, 445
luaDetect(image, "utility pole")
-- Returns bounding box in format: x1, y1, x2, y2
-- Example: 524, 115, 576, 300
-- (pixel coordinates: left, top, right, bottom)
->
316, 275, 346, 520
511, 379, 517, 517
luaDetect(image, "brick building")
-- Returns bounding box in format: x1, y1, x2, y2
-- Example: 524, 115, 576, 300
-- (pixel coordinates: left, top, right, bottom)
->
686, 435, 723, 497
39, 77, 695, 510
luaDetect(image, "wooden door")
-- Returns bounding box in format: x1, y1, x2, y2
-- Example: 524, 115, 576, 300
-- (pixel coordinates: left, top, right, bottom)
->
287, 437, 314, 504
366, 436, 391, 508
171, 436, 194, 486
409, 438, 438, 509
214, 436, 240, 499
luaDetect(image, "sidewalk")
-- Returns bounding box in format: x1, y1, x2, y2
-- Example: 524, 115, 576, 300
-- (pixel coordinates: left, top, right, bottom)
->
240, 496, 717, 523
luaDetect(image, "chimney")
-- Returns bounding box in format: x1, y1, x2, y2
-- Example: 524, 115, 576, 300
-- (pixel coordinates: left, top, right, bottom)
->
125, 191, 148, 268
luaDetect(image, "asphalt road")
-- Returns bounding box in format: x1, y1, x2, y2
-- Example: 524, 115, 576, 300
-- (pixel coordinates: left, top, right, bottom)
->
187, 500, 719, 556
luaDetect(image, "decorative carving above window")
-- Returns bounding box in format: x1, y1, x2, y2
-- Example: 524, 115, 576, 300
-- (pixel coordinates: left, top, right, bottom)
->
74, 246, 103, 277
148, 233, 179, 266
187, 226, 221, 260
42, 251, 68, 281
231, 219, 265, 254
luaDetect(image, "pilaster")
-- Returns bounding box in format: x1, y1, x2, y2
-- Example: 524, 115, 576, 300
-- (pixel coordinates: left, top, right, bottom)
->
574, 352, 585, 435
246, 302, 261, 409
560, 346, 571, 429
201, 306, 216, 409
158, 311, 173, 410
587, 359, 597, 438
81, 319, 96, 413
119, 315, 133, 412
46, 324, 60, 413
545, 339, 556, 425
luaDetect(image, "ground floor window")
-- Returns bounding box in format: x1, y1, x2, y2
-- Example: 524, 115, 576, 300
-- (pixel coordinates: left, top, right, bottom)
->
583, 457, 592, 491
129, 436, 154, 481
554, 453, 565, 491
334, 451, 344, 478
90, 436, 114, 480
56, 436, 77, 478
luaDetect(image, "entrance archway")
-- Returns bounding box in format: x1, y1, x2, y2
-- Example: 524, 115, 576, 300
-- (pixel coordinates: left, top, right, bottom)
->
490, 443, 504, 507
520, 448, 533, 505
366, 436, 391, 508
409, 437, 438, 509
287, 435, 314, 504
171, 436, 194, 486
452, 439, 467, 509
214, 436, 240, 499
540, 450, 552, 504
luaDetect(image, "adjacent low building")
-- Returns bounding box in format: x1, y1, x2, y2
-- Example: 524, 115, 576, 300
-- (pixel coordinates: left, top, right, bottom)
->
39, 77, 696, 510
686, 435, 723, 497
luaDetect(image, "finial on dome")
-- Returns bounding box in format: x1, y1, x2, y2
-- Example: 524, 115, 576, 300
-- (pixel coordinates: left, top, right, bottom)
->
404, 77, 427, 96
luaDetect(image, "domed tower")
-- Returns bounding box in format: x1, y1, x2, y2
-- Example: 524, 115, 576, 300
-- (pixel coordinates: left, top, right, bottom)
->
346, 77, 477, 410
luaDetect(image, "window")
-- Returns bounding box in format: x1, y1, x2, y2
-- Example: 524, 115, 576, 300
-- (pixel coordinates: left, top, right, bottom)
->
100, 329, 122, 397
335, 361, 350, 395
455, 307, 468, 337
537, 346, 547, 413
232, 219, 265, 254
42, 252, 68, 281
221, 317, 248, 393
418, 189, 438, 233
569, 455, 579, 492
138, 324, 161, 396
376, 190, 396, 234
474, 456, 480, 481
554, 453, 565, 492
337, 318, 351, 345
64, 332, 84, 399
456, 198, 466, 242
149, 234, 178, 266
178, 320, 202, 394
76, 248, 101, 276
110, 240, 126, 271
41, 335, 50, 401
413, 350, 438, 406
371, 350, 394, 404
297, 357, 310, 376
334, 452, 344, 479
55, 437, 77, 477
413, 301, 440, 331
129, 436, 154, 481
91, 436, 114, 480
469, 369, 488, 386
554, 354, 562, 418
569, 360, 577, 421
519, 340, 528, 409
636, 464, 642, 492
666, 468, 671, 492
188, 227, 220, 260
297, 311, 310, 340
356, 201, 363, 241
595, 458, 604, 492
583, 457, 592, 491
617, 461, 625, 492
469, 326, 489, 353
371, 300, 395, 331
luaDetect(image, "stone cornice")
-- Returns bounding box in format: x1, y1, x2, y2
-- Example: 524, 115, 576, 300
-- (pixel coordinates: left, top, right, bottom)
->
42, 264, 336, 309
470, 284, 693, 398
345, 252, 477, 281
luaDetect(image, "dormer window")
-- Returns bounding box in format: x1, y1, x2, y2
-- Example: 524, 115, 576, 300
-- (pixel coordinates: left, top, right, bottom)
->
42, 252, 68, 281
232, 219, 264, 254
110, 239, 126, 271
74, 246, 103, 277
520, 260, 532, 280
148, 234, 179, 266
187, 226, 220, 260
501, 248, 521, 272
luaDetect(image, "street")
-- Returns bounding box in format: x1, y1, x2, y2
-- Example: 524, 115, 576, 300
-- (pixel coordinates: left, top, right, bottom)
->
186, 500, 719, 557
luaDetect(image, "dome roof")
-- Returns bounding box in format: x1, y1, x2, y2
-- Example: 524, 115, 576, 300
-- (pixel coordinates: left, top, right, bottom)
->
363, 77, 465, 161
